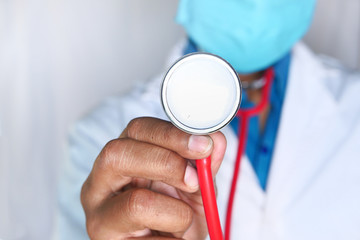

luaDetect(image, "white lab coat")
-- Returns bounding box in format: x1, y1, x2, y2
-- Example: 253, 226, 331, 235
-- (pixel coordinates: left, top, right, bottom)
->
56, 41, 360, 240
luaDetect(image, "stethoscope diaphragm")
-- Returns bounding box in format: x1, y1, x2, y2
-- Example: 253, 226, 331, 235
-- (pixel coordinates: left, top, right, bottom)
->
161, 53, 242, 135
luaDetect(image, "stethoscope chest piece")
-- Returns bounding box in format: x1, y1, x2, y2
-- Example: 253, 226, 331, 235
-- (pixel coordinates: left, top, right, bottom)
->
161, 53, 242, 135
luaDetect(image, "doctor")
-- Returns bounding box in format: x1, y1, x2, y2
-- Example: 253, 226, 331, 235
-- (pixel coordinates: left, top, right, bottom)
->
57, 0, 360, 239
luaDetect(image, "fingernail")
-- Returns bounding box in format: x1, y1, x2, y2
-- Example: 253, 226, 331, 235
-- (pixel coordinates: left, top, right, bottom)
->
188, 135, 212, 153
184, 165, 199, 189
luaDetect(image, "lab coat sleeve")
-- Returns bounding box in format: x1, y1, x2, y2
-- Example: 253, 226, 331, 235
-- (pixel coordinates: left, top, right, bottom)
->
55, 96, 131, 240
54, 80, 167, 239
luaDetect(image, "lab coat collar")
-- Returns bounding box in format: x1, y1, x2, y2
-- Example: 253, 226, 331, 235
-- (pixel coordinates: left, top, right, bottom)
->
159, 40, 341, 214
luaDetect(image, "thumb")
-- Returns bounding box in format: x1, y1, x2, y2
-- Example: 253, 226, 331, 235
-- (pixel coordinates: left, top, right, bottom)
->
182, 131, 226, 194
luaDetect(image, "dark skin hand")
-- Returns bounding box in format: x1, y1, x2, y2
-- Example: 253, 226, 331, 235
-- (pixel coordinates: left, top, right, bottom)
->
81, 71, 268, 240
81, 117, 227, 239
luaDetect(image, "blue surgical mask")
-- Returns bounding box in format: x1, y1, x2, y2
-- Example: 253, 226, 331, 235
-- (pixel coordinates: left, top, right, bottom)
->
176, 0, 316, 73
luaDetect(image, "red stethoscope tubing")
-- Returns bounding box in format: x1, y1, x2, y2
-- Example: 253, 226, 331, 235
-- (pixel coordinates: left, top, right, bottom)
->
197, 157, 224, 240
225, 67, 274, 240
196, 68, 275, 240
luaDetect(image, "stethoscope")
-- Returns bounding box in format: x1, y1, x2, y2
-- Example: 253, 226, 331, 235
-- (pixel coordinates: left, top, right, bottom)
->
161, 53, 274, 240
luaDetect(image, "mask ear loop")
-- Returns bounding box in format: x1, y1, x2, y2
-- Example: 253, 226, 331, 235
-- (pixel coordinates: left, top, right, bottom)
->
224, 68, 275, 240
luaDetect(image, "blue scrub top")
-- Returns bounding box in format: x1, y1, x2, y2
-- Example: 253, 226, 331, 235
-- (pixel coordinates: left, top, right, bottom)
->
184, 39, 291, 191
230, 54, 291, 190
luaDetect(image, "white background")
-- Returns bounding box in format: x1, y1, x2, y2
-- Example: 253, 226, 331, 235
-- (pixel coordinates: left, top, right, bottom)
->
0, 0, 359, 239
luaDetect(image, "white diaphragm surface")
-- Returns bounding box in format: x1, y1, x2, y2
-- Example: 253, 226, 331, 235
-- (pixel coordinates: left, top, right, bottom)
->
162, 53, 241, 134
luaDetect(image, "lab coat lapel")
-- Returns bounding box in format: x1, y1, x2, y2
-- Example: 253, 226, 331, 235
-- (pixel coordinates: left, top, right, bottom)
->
265, 43, 342, 213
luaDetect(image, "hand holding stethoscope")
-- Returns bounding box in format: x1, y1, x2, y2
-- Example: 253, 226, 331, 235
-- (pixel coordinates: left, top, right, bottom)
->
162, 53, 274, 240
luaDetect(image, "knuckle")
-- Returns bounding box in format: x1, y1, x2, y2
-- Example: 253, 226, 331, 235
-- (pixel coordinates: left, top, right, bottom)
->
126, 118, 143, 139
85, 215, 101, 240
97, 139, 125, 170
126, 188, 153, 222
80, 174, 98, 211
99, 139, 117, 166
179, 203, 194, 229
80, 180, 88, 208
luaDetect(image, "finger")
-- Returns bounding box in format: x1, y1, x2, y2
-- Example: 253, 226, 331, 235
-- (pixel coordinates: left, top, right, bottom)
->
82, 138, 200, 209
183, 131, 227, 192
121, 117, 213, 160
209, 131, 227, 176
122, 117, 227, 177
86, 188, 193, 240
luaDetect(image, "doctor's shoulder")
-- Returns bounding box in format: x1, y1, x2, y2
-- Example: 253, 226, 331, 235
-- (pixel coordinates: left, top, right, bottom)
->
70, 75, 166, 160
319, 52, 360, 95
317, 52, 360, 122
292, 42, 360, 121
